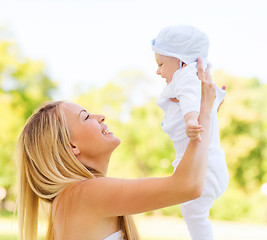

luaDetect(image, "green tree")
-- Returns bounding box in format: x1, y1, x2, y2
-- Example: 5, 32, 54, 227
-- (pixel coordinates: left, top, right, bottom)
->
75, 70, 175, 179
76, 69, 267, 222
214, 70, 267, 191
0, 37, 57, 205
117, 100, 175, 178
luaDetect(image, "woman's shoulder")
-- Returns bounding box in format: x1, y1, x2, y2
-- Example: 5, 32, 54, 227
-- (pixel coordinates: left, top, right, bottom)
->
53, 177, 115, 216
53, 179, 99, 211
52, 180, 103, 238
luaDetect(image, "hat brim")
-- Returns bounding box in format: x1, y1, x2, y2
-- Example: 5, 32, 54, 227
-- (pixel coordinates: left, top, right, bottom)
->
152, 40, 193, 64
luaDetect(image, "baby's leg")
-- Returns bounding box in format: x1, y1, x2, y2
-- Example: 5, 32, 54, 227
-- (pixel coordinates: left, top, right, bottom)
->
181, 172, 218, 240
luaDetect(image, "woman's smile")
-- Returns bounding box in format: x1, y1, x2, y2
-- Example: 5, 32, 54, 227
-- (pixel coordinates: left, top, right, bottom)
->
102, 128, 113, 135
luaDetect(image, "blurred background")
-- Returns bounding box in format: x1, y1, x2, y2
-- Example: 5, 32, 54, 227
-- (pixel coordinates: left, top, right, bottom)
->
0, 0, 267, 239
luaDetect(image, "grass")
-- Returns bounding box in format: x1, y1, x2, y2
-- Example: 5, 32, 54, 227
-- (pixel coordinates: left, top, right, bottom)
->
0, 234, 17, 240
1, 214, 267, 240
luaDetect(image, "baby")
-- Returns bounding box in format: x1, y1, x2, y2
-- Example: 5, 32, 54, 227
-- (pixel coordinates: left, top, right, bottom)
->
152, 25, 229, 240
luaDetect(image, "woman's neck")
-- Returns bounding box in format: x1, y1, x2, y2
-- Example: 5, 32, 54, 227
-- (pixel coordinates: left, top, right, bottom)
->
79, 153, 112, 176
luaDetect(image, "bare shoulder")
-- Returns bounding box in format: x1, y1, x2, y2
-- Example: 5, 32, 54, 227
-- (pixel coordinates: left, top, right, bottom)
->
54, 174, 196, 222
52, 180, 105, 239
52, 178, 119, 219
52, 180, 102, 216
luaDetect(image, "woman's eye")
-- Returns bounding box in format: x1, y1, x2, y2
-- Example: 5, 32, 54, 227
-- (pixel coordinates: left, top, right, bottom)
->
85, 114, 90, 120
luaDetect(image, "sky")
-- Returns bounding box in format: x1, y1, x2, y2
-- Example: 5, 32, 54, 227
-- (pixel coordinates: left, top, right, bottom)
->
0, 0, 266, 99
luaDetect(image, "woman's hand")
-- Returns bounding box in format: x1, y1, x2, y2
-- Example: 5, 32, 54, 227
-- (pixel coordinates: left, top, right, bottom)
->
197, 58, 216, 113
169, 59, 217, 105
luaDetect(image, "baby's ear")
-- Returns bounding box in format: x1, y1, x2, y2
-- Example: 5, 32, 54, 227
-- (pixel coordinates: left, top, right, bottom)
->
182, 62, 187, 68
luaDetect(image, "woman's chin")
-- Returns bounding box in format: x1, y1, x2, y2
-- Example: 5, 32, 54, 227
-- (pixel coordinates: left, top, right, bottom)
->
114, 137, 121, 147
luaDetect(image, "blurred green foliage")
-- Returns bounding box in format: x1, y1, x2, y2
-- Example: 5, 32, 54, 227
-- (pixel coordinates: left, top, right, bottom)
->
1, 34, 267, 224
0, 37, 57, 201
76, 69, 267, 222
214, 71, 267, 191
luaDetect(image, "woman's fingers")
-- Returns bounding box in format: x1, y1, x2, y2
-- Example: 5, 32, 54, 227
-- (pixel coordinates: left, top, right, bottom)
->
197, 58, 204, 81
197, 58, 212, 83
204, 64, 212, 83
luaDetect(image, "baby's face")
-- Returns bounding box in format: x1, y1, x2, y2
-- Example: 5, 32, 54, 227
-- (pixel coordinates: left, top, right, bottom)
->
155, 53, 180, 84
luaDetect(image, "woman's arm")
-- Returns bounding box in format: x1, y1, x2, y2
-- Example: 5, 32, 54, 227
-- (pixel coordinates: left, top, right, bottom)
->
174, 62, 215, 197
73, 59, 216, 218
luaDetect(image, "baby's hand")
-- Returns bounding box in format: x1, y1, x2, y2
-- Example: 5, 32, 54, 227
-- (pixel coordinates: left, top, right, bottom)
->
186, 119, 204, 142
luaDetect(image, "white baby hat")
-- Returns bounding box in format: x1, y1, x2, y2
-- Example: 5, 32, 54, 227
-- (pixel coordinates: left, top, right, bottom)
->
152, 25, 209, 64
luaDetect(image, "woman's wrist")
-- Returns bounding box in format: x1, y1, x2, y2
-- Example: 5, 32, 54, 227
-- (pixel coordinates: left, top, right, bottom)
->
199, 106, 212, 118
198, 110, 211, 129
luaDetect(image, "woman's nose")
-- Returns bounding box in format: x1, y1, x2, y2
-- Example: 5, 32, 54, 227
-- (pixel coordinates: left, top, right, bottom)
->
156, 68, 160, 75
97, 114, 105, 123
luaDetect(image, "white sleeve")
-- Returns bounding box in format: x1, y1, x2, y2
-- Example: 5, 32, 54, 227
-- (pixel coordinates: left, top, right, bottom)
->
172, 66, 201, 117
215, 84, 226, 105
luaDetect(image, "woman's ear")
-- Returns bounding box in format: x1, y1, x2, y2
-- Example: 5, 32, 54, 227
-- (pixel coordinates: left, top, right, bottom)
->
71, 143, 80, 156
73, 147, 80, 156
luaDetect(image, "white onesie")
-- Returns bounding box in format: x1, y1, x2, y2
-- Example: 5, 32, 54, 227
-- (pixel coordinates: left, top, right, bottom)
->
157, 62, 229, 240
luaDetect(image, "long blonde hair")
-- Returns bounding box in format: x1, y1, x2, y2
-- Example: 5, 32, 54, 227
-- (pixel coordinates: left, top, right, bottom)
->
16, 101, 139, 240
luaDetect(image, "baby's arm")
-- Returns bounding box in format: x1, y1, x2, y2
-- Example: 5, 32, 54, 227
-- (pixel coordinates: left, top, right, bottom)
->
184, 111, 204, 142
172, 63, 203, 141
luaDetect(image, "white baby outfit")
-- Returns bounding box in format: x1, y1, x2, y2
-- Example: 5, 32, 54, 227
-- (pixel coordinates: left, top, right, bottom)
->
153, 25, 229, 240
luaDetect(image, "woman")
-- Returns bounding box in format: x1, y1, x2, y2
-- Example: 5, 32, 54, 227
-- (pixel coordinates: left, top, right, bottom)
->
17, 59, 216, 240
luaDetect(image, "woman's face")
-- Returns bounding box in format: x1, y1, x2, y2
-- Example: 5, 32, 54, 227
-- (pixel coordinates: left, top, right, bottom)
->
61, 102, 121, 170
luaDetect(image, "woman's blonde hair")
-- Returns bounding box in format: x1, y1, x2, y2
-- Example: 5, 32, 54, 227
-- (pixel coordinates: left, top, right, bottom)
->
16, 101, 139, 240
